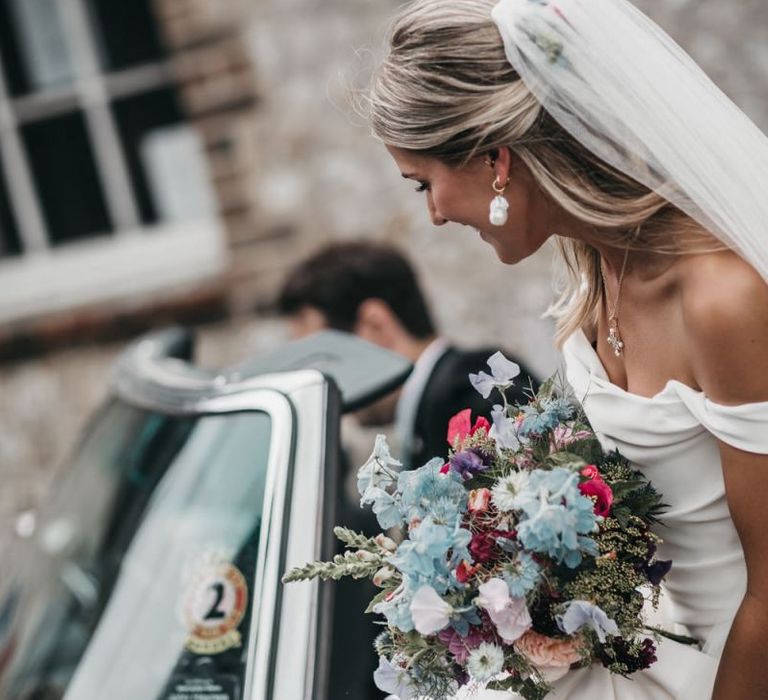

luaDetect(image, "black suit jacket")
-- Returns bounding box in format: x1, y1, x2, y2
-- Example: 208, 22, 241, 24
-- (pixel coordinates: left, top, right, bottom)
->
408, 346, 538, 469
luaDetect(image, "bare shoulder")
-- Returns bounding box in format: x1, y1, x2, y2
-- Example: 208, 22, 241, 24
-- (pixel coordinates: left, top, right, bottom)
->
677, 250, 768, 404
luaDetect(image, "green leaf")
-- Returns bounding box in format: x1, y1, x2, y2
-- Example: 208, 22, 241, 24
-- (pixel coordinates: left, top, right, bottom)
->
365, 589, 389, 614
546, 451, 587, 470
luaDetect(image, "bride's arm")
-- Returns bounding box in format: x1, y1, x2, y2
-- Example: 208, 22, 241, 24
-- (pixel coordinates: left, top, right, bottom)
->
684, 259, 768, 699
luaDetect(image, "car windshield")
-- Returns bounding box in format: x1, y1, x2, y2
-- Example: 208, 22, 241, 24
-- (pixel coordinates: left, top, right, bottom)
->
0, 399, 273, 700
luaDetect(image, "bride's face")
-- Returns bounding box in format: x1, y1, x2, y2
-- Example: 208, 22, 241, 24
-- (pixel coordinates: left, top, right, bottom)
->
386, 145, 553, 264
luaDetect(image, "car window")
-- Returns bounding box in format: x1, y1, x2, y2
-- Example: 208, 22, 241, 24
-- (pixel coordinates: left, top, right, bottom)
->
0, 400, 273, 700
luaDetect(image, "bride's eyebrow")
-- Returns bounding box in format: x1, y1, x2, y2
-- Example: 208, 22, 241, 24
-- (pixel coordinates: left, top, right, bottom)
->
401, 172, 419, 179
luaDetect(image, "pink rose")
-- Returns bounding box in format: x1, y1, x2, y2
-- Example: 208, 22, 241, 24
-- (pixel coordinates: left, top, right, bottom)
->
514, 630, 583, 682
580, 464, 600, 479
578, 467, 613, 517
468, 488, 492, 513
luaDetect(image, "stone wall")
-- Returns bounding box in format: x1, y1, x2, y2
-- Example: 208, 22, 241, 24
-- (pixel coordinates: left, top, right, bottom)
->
2, 0, 768, 551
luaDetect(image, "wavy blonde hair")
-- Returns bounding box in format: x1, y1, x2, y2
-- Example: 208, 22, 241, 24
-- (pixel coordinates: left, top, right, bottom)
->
364, 0, 721, 345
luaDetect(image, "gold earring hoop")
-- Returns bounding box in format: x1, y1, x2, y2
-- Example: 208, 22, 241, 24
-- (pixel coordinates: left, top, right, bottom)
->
489, 177, 510, 226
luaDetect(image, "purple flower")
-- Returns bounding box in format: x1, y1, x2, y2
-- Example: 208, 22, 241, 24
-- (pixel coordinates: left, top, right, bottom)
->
645, 559, 672, 586
449, 448, 490, 481
438, 626, 484, 665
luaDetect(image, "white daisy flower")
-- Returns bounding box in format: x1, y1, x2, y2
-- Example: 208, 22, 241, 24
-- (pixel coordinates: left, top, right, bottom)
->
491, 472, 530, 512
466, 642, 505, 683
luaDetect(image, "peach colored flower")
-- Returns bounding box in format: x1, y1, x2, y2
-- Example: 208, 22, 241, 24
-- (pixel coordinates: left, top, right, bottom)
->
468, 488, 492, 513
514, 630, 583, 682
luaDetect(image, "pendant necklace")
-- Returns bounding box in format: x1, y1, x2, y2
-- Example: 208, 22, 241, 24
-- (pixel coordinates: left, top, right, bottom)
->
600, 244, 632, 357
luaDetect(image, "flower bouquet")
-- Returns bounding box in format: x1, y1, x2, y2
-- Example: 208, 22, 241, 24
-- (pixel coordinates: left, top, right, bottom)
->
283, 353, 671, 699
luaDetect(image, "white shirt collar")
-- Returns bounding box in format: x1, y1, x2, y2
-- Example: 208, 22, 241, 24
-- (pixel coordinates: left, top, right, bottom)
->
394, 337, 450, 466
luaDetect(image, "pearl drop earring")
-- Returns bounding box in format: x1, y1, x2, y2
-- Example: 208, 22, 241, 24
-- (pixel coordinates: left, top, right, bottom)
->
489, 177, 510, 226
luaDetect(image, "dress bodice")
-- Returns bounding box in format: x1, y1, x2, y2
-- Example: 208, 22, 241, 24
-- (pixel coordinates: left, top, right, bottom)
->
460, 332, 768, 700
563, 330, 768, 652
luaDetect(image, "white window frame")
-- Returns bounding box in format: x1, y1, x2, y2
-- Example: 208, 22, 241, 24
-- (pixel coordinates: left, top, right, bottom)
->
0, 0, 227, 325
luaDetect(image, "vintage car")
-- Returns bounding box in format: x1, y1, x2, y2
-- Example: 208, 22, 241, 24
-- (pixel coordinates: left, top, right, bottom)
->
0, 328, 411, 700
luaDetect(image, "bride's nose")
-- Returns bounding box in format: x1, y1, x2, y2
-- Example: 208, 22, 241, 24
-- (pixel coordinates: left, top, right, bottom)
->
427, 192, 447, 226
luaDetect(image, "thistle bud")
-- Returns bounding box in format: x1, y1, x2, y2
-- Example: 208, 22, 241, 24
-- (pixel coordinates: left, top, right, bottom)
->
373, 566, 397, 587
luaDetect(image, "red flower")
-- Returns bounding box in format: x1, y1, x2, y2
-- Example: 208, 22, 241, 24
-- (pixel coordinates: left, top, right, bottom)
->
579, 466, 613, 518
581, 464, 600, 480
455, 560, 478, 584
447, 409, 491, 446
469, 531, 496, 563
440, 462, 451, 474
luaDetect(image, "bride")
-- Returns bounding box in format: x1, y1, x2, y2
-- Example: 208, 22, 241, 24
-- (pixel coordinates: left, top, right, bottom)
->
364, 0, 768, 697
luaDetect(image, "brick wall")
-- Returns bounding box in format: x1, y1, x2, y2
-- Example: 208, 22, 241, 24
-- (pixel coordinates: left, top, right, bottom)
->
2, 0, 768, 553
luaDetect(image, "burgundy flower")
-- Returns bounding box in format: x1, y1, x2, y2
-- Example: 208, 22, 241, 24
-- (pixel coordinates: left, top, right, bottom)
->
437, 626, 484, 665
469, 531, 496, 563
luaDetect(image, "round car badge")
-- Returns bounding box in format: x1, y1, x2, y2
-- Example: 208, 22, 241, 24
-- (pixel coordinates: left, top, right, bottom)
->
181, 554, 249, 655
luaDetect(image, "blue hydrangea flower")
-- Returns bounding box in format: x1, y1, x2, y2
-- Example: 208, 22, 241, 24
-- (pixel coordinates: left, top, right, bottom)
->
511, 468, 599, 568
361, 486, 403, 529
502, 551, 541, 597
389, 517, 472, 594
398, 459, 467, 526
373, 584, 415, 633
517, 397, 576, 438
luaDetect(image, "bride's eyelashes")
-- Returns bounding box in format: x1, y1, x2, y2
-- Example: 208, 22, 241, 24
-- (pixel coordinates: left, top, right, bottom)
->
414, 181, 430, 192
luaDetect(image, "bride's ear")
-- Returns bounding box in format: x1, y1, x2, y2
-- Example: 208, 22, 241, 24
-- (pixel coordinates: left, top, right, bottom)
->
484, 146, 513, 184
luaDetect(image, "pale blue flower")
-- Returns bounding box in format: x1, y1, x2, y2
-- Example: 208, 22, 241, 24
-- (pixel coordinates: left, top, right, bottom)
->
361, 487, 403, 529
389, 517, 472, 594
469, 351, 521, 399
398, 459, 467, 525
489, 404, 521, 450
557, 600, 620, 642
502, 551, 541, 597
517, 397, 575, 438
512, 468, 598, 568
374, 656, 417, 700
373, 585, 415, 633
357, 434, 402, 500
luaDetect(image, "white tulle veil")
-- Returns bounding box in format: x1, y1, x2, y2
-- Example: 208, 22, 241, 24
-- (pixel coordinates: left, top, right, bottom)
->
491, 0, 768, 282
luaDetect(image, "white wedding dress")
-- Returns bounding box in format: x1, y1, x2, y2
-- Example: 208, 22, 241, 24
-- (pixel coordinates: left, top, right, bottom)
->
469, 330, 768, 700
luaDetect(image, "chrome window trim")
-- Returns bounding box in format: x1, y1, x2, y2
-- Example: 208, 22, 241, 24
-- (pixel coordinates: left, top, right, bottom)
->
110, 365, 334, 700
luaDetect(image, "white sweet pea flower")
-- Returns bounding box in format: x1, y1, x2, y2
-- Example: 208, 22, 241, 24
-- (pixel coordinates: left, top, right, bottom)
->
556, 600, 620, 643
357, 434, 402, 500
476, 578, 532, 643
489, 405, 521, 451
373, 656, 416, 700
409, 585, 453, 635
469, 351, 521, 399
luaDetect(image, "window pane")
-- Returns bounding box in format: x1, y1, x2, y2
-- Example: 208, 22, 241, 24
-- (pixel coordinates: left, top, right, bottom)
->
88, 0, 166, 71
114, 88, 216, 225
0, 402, 273, 699
0, 0, 77, 95
0, 152, 22, 257
21, 112, 112, 245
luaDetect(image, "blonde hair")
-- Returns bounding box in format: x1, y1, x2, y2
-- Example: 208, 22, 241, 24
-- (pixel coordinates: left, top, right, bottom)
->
365, 0, 722, 345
